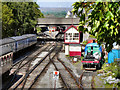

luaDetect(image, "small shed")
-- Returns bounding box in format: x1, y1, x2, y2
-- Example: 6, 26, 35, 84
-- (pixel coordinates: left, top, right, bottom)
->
108, 49, 120, 64
64, 25, 82, 56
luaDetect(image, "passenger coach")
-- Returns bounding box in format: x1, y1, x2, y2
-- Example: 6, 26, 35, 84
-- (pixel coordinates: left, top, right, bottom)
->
0, 34, 37, 75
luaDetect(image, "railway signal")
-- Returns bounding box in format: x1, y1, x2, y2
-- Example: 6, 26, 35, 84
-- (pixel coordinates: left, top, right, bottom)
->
53, 71, 59, 89
53, 71, 59, 80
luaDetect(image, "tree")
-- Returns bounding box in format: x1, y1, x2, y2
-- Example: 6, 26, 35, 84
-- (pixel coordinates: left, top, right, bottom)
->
2, 4, 14, 38
0, 1, 2, 38
36, 27, 42, 34
2, 2, 44, 38
72, 1, 120, 52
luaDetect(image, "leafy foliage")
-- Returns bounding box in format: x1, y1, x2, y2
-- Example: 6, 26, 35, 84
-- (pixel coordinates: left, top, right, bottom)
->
72, 2, 120, 52
36, 27, 42, 34
2, 4, 14, 38
0, 1, 2, 38
43, 11, 67, 18
2, 2, 44, 38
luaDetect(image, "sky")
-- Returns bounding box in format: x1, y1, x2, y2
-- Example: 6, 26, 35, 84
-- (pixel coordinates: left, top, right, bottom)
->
36, 0, 79, 2
36, 0, 79, 8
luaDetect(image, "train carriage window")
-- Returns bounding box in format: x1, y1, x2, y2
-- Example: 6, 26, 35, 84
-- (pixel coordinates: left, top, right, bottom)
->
4, 57, 7, 64
9, 54, 11, 60
1, 58, 4, 66
7, 55, 9, 62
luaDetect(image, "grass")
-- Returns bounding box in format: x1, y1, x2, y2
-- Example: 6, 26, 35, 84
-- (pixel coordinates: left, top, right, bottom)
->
97, 62, 120, 88
65, 55, 73, 59
105, 83, 114, 88
73, 60, 81, 66
81, 56, 84, 61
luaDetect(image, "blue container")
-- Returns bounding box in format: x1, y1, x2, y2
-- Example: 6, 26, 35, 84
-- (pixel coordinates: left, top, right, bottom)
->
108, 49, 120, 64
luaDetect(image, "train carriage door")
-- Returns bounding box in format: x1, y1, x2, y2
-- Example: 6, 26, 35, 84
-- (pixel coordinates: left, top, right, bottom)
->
28, 38, 30, 46
15, 41, 17, 52
0, 58, 1, 66
7, 55, 9, 63
1, 57, 4, 66
1, 58, 3, 66
27, 38, 29, 47
4, 56, 7, 65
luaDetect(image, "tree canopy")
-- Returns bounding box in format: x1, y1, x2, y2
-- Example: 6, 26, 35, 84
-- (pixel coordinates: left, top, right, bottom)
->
2, 2, 44, 38
72, 2, 120, 52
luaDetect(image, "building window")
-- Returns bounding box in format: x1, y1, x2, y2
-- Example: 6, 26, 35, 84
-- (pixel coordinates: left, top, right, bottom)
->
66, 33, 72, 40
66, 33, 79, 41
73, 33, 79, 40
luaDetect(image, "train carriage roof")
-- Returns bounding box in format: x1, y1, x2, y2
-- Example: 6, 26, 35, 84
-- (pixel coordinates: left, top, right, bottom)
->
85, 43, 102, 52
22, 34, 37, 38
86, 43, 99, 47
0, 38, 15, 46
10, 36, 28, 41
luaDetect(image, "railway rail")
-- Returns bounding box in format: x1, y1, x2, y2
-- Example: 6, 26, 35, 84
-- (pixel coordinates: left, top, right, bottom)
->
3, 41, 96, 89
57, 57, 83, 88
8, 42, 61, 89
29, 43, 62, 89
79, 70, 95, 89
51, 51, 83, 88
3, 43, 55, 89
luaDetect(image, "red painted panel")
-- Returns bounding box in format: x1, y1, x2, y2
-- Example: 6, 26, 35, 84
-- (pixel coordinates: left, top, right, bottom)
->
69, 51, 81, 56
64, 25, 82, 33
87, 40, 97, 44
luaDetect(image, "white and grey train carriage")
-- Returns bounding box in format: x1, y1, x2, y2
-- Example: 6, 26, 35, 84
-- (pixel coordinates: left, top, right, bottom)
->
0, 38, 14, 74
0, 34, 37, 75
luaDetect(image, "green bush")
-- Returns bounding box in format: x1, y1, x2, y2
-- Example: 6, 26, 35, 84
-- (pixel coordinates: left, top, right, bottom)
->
82, 40, 87, 45
105, 57, 108, 63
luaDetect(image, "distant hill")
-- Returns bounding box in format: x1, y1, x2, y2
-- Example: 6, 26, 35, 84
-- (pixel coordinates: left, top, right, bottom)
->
40, 7, 73, 18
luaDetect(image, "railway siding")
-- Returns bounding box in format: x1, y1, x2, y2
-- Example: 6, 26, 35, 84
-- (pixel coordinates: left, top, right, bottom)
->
53, 57, 78, 88
32, 64, 63, 88
8, 43, 56, 89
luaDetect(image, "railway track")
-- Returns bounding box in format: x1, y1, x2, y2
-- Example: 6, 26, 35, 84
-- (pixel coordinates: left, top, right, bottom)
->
3, 41, 96, 89
12, 43, 51, 68
3, 43, 55, 89
29, 43, 63, 89
57, 57, 83, 88
51, 54, 82, 88
79, 70, 95, 89
8, 42, 62, 89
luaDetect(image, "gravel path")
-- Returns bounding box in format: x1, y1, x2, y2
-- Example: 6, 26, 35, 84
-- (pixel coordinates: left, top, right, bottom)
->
94, 76, 105, 88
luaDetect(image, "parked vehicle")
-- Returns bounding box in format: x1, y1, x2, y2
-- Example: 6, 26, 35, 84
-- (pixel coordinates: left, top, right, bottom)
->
81, 43, 104, 70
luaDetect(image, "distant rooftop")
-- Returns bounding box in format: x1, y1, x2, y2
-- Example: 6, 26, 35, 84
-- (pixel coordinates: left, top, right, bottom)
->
37, 18, 79, 25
